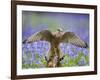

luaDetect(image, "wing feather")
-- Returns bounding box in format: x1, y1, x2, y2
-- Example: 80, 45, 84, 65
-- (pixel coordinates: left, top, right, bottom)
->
60, 32, 88, 48
23, 30, 53, 43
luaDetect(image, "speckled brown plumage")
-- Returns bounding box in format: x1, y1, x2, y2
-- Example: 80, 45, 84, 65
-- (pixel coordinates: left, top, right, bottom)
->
23, 29, 88, 67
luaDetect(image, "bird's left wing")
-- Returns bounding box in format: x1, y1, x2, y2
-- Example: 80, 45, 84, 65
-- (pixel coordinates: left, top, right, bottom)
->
60, 32, 88, 48
23, 30, 53, 43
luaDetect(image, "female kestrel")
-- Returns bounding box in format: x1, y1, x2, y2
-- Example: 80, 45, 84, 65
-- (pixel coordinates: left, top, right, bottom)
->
23, 28, 88, 67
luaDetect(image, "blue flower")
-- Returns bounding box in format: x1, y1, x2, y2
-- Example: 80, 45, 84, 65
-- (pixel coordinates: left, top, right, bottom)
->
27, 60, 32, 65
78, 57, 86, 66
82, 48, 89, 56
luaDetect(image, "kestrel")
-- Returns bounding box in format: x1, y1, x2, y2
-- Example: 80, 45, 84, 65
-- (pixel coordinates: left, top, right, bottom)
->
23, 28, 88, 67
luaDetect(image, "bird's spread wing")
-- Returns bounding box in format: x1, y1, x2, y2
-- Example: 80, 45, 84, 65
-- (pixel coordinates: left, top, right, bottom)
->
23, 30, 53, 43
60, 32, 88, 48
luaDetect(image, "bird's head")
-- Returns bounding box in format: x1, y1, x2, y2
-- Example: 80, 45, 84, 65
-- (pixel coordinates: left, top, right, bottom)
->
57, 28, 63, 32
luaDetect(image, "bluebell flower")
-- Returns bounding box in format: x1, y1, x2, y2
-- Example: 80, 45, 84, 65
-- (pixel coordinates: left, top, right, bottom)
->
78, 57, 86, 66
35, 60, 41, 64
27, 60, 32, 65
82, 48, 89, 56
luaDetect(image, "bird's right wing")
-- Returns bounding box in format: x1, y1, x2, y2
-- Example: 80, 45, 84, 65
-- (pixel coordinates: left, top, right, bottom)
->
23, 30, 53, 43
60, 32, 88, 48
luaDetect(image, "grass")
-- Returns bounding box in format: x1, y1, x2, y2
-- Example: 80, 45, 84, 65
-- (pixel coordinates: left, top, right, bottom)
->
22, 51, 89, 69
